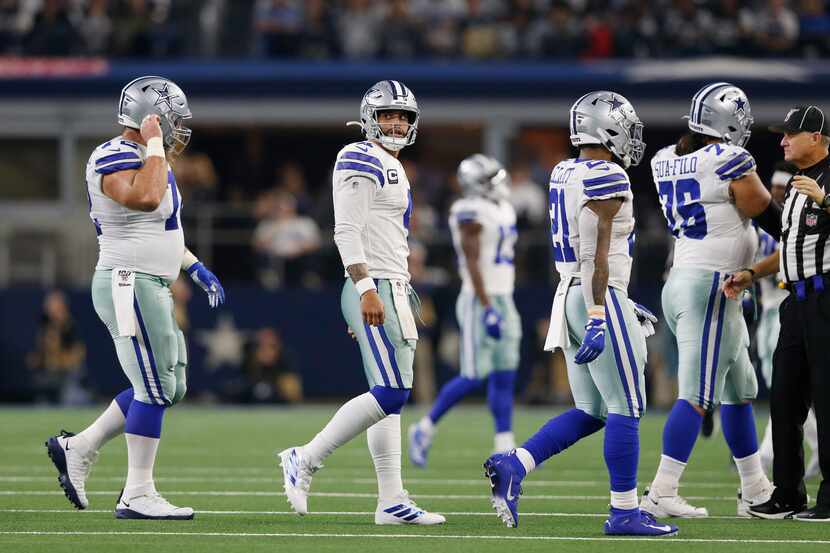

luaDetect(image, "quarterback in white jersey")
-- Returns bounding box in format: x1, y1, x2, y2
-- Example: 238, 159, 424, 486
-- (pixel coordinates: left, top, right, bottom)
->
641, 83, 777, 520
46, 76, 224, 520
279, 80, 444, 526
408, 154, 521, 468
484, 92, 676, 537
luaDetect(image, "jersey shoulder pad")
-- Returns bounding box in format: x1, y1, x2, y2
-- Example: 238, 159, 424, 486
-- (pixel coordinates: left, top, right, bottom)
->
334, 141, 385, 187
581, 160, 630, 200
450, 197, 482, 224
92, 138, 143, 175
701, 143, 756, 181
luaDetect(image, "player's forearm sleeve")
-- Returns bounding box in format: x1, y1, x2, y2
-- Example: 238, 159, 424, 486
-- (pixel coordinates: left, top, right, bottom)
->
578, 208, 600, 311
754, 199, 782, 241
333, 175, 374, 268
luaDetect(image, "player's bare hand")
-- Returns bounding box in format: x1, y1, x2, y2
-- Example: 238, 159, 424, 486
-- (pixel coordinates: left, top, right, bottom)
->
723, 271, 752, 300
361, 290, 385, 326
347, 326, 357, 340
791, 175, 824, 204
140, 114, 163, 141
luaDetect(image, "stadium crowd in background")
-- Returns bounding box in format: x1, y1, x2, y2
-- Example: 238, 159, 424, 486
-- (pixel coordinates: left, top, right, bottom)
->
1, 0, 830, 59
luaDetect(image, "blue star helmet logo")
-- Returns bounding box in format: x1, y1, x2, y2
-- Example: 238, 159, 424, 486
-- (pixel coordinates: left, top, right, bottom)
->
733, 97, 746, 113
151, 82, 179, 112
600, 95, 626, 112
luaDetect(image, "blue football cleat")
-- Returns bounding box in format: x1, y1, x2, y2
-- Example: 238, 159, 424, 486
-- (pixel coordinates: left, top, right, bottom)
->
603, 507, 678, 537
484, 452, 523, 528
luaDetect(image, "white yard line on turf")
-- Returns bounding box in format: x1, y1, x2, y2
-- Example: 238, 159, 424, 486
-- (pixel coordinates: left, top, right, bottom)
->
0, 491, 741, 501
0, 531, 827, 545
0, 508, 746, 519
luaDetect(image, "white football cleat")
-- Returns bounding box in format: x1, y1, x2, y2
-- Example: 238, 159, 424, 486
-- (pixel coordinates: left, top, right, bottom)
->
279, 447, 318, 515
115, 489, 194, 520
640, 486, 708, 518
737, 485, 774, 518
45, 430, 98, 510
375, 491, 446, 525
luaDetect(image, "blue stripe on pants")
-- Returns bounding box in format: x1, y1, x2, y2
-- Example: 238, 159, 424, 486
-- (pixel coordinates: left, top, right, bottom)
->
364, 322, 391, 387
609, 289, 644, 416
130, 336, 159, 405
378, 326, 405, 388
709, 294, 727, 407
134, 297, 167, 404
605, 302, 635, 417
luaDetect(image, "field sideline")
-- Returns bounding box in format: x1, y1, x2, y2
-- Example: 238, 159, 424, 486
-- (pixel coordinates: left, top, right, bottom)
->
0, 405, 825, 553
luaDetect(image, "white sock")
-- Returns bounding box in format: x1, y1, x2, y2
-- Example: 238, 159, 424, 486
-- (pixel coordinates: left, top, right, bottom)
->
651, 455, 687, 495
611, 488, 638, 510
805, 409, 819, 453
734, 452, 769, 497
124, 433, 159, 496
74, 400, 126, 454
759, 415, 773, 471
303, 392, 386, 467
515, 447, 536, 474
367, 414, 403, 501
494, 431, 515, 453
418, 416, 435, 434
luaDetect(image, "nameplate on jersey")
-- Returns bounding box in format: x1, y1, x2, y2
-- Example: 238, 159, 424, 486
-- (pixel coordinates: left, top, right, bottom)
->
387, 169, 399, 185
112, 268, 136, 337
391, 280, 418, 341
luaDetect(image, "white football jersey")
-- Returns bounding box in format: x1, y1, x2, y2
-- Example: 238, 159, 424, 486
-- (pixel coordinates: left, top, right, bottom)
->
755, 227, 787, 311
332, 140, 412, 282
651, 143, 757, 273
449, 196, 517, 295
548, 157, 635, 291
86, 136, 184, 282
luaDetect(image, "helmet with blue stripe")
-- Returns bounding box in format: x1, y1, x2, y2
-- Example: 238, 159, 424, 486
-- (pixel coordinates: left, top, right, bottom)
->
353, 80, 420, 151
118, 75, 192, 156
457, 154, 510, 201
686, 82, 753, 147
569, 91, 645, 168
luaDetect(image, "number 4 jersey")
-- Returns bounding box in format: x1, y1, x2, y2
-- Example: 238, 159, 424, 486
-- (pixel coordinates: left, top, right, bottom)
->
651, 143, 757, 273
548, 158, 635, 291
86, 136, 185, 282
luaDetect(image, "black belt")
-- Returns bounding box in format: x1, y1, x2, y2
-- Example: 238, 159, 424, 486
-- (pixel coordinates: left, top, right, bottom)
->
784, 273, 829, 301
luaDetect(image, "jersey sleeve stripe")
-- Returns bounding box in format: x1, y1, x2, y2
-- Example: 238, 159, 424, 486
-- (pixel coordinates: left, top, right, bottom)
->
715, 152, 751, 176
340, 151, 383, 169
585, 183, 629, 198
96, 152, 141, 165
583, 173, 628, 187
718, 159, 756, 181
456, 210, 478, 222
335, 161, 385, 187
95, 161, 144, 175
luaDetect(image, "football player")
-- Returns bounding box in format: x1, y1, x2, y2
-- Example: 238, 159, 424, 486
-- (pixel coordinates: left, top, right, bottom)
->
640, 83, 777, 519
46, 76, 225, 519
484, 91, 677, 537
278, 80, 445, 525
408, 154, 520, 467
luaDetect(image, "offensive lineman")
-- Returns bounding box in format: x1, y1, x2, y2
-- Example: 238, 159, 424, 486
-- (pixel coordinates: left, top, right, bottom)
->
279, 80, 445, 525
408, 154, 520, 467
45, 76, 225, 519
640, 83, 779, 519
484, 91, 676, 536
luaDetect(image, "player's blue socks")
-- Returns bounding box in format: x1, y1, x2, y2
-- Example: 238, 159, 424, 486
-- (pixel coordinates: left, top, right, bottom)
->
487, 371, 515, 433
662, 399, 702, 462
370, 386, 411, 415
522, 408, 605, 466
721, 403, 759, 458
604, 414, 639, 493
428, 377, 481, 424
114, 388, 134, 417
124, 400, 165, 439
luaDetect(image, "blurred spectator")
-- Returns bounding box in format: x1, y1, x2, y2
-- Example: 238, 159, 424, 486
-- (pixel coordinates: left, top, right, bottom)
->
459, 0, 501, 59
253, 190, 322, 288
527, 3, 586, 59
337, 0, 383, 59
23, 0, 83, 56
798, 0, 830, 57
612, 1, 659, 58
0, 0, 22, 53
660, 0, 714, 57
237, 327, 302, 403
299, 0, 338, 60
748, 0, 800, 56
274, 161, 313, 215
26, 290, 87, 405
254, 0, 302, 58
79, 0, 112, 55
582, 14, 614, 59
507, 161, 546, 229
111, 0, 165, 57
378, 0, 422, 59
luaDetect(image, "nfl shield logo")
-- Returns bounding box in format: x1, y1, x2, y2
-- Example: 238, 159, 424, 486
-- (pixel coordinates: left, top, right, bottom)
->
806, 213, 818, 227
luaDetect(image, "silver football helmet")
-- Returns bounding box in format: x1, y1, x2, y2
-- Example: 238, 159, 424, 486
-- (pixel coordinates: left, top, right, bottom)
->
570, 91, 645, 168
686, 82, 753, 147
118, 75, 192, 156
350, 80, 419, 151
457, 154, 510, 201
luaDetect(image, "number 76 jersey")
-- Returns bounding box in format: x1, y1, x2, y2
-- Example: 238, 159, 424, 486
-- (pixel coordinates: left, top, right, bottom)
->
548, 158, 635, 291
650, 144, 757, 273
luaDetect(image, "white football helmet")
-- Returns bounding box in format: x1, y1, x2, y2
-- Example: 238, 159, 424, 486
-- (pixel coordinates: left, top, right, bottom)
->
350, 80, 419, 151
686, 82, 753, 147
118, 75, 192, 156
457, 154, 510, 201
570, 90, 645, 168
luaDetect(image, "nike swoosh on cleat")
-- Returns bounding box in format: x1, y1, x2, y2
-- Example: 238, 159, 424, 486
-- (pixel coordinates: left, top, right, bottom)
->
505, 476, 515, 501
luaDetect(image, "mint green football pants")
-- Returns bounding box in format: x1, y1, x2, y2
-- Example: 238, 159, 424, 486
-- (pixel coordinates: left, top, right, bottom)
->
455, 291, 521, 379
91, 269, 187, 406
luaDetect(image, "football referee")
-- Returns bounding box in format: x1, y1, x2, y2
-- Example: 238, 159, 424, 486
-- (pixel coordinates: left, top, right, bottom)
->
724, 105, 830, 521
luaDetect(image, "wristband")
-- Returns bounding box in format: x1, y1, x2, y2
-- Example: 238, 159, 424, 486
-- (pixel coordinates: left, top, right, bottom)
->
355, 277, 377, 297
740, 267, 756, 281
587, 305, 606, 319
146, 136, 165, 159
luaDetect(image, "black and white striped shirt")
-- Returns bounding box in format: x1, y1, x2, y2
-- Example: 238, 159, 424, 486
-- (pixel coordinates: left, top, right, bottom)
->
780, 155, 830, 282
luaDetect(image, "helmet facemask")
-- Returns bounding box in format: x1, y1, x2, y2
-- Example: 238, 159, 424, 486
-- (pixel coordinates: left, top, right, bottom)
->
162, 112, 192, 157
365, 106, 419, 151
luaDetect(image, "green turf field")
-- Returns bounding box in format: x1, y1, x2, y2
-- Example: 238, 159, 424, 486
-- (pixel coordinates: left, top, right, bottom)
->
0, 405, 825, 552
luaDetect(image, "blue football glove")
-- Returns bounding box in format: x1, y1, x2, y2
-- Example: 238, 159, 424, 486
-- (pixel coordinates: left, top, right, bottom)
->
482, 305, 503, 340
574, 313, 606, 364
630, 300, 658, 338
187, 262, 225, 308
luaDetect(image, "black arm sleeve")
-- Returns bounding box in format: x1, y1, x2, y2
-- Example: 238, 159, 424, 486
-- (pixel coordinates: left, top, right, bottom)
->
754, 199, 782, 241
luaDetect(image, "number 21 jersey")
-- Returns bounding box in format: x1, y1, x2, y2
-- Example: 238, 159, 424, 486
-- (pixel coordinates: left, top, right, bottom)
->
651, 143, 757, 273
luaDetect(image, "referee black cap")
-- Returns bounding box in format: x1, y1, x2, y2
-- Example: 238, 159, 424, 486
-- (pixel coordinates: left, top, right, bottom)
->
769, 105, 830, 136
